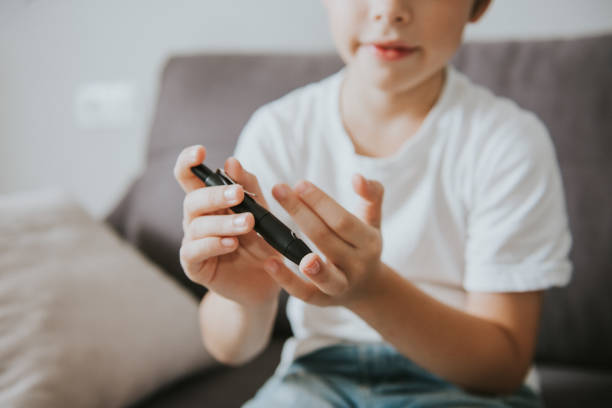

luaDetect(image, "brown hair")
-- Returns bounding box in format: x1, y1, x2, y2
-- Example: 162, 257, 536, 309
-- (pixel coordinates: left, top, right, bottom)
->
471, 0, 489, 18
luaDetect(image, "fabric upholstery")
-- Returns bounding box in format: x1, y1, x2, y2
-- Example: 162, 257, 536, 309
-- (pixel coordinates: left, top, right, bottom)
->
0, 188, 214, 407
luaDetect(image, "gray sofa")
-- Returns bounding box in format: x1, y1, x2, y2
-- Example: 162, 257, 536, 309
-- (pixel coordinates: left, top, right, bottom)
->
107, 34, 612, 407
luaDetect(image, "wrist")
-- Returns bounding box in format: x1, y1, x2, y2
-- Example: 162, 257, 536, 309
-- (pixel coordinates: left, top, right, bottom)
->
344, 261, 393, 313
200, 291, 279, 365
204, 289, 279, 318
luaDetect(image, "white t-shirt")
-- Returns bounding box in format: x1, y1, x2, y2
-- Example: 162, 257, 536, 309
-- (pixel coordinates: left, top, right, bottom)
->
232, 65, 572, 389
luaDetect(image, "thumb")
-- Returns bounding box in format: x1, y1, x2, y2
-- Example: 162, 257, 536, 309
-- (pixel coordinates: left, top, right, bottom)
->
352, 173, 384, 229
224, 157, 270, 209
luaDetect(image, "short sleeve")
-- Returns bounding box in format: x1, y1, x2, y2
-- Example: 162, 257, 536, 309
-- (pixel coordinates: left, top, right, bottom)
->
464, 115, 573, 292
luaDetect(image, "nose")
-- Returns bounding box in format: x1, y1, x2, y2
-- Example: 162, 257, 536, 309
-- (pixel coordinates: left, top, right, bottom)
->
371, 1, 411, 25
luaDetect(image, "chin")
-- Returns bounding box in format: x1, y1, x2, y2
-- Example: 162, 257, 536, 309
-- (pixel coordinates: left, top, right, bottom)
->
358, 62, 422, 94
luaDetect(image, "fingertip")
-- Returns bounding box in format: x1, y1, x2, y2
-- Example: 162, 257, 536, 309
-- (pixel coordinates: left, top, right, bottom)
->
374, 180, 384, 198
225, 156, 245, 180
264, 258, 280, 274
220, 237, 237, 250
188, 145, 206, 164
300, 253, 321, 276
303, 252, 319, 263
234, 157, 243, 169
175, 145, 206, 188
235, 184, 245, 201
224, 156, 234, 173
352, 173, 367, 195
272, 183, 291, 201
242, 209, 254, 225
226, 156, 239, 167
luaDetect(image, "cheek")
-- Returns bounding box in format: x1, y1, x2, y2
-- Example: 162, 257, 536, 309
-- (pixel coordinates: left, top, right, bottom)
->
420, 12, 467, 64
329, 19, 352, 62
326, 2, 365, 63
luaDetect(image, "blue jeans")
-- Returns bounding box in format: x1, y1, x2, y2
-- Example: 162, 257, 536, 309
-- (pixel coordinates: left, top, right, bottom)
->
243, 343, 542, 407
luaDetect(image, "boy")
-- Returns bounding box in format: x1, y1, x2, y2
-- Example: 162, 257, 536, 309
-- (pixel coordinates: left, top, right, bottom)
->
174, 0, 572, 406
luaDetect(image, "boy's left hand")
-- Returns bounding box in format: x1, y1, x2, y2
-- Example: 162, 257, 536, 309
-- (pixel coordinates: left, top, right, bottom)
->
262, 174, 385, 307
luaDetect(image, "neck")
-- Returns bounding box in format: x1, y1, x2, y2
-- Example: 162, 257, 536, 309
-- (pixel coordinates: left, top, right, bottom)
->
341, 67, 446, 124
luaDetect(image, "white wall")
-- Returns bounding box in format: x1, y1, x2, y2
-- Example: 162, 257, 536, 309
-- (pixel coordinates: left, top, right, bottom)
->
1, 0, 611, 219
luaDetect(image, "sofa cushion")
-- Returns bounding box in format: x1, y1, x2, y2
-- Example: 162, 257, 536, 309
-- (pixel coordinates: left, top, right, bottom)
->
0, 188, 215, 407
537, 364, 612, 408
130, 337, 286, 408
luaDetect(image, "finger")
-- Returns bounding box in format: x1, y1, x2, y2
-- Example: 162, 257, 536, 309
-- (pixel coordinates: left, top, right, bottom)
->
351, 174, 384, 229
236, 229, 278, 259
180, 236, 239, 271
183, 208, 226, 236
174, 145, 208, 193
186, 212, 254, 240
291, 180, 374, 248
182, 256, 218, 286
299, 253, 348, 297
183, 185, 245, 222
224, 157, 269, 209
272, 183, 351, 265
263, 257, 329, 306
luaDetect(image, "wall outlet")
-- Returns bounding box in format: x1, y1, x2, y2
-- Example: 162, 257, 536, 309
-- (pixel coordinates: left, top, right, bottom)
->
75, 82, 135, 131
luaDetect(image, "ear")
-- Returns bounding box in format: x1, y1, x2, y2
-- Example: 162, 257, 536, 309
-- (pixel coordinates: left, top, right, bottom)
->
469, 0, 492, 23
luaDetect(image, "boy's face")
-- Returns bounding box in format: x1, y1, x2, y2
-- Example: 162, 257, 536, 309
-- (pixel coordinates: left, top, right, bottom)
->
322, 0, 488, 93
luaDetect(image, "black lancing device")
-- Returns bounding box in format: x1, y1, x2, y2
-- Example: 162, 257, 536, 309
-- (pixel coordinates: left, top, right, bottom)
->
191, 163, 312, 265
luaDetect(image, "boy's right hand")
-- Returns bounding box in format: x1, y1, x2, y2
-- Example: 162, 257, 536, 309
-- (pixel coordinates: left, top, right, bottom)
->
174, 145, 281, 307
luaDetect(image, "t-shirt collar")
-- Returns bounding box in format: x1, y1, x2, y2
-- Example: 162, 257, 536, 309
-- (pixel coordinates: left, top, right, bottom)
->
329, 65, 457, 174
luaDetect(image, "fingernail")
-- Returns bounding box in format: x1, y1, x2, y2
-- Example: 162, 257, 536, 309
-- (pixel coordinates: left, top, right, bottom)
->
265, 260, 279, 274
233, 214, 248, 227
224, 186, 239, 201
189, 146, 200, 162
304, 259, 320, 275
274, 184, 289, 200
221, 238, 235, 247
229, 157, 241, 170
294, 180, 311, 195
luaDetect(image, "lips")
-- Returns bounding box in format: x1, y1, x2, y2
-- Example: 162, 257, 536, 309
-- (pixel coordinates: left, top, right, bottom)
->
368, 41, 418, 61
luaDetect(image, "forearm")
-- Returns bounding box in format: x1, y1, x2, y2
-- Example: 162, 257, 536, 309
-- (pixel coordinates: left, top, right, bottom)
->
347, 264, 531, 394
199, 290, 278, 365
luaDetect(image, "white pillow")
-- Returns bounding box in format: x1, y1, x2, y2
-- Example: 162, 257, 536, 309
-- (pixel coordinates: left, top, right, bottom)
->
0, 188, 215, 407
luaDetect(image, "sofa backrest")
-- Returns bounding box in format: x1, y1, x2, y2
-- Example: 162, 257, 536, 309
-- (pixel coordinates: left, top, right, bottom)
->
107, 34, 612, 368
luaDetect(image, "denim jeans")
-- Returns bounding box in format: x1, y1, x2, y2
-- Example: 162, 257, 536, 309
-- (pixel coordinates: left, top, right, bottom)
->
242, 343, 542, 408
